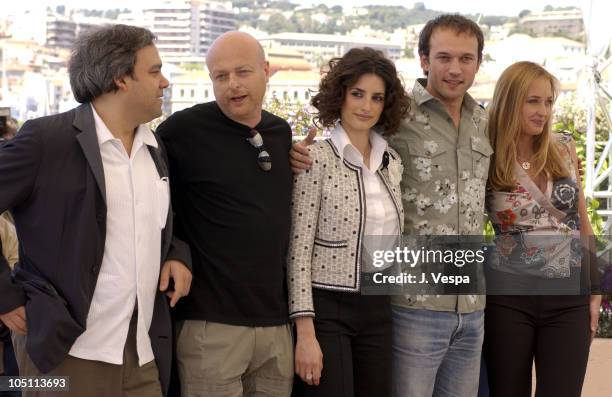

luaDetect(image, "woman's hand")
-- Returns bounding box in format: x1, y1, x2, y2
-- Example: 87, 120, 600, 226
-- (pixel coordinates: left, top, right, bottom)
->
294, 317, 324, 386
590, 294, 602, 343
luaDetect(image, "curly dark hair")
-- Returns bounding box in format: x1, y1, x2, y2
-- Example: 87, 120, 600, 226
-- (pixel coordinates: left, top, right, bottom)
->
311, 47, 410, 136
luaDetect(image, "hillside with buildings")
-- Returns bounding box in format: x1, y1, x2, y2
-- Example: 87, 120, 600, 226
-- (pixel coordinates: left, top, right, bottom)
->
0, 1, 594, 122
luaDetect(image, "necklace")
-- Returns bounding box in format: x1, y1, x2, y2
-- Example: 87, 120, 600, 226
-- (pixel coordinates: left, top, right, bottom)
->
517, 154, 534, 171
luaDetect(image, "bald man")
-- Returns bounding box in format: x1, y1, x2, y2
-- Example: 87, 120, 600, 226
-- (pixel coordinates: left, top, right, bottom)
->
156, 32, 294, 396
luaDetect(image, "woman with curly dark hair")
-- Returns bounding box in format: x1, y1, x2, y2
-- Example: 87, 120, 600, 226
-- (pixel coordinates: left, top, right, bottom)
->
287, 47, 410, 396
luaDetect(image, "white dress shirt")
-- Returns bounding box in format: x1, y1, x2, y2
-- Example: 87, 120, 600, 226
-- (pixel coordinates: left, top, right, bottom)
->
330, 123, 400, 271
68, 105, 169, 366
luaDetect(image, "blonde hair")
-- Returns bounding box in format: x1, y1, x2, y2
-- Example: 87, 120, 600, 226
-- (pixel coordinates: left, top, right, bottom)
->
488, 61, 568, 191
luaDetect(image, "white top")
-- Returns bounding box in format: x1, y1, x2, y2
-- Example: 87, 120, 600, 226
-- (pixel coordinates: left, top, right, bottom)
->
330, 123, 400, 271
68, 104, 169, 366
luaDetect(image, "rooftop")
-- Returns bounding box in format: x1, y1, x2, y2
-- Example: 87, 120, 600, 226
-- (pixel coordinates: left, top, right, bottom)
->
262, 32, 396, 47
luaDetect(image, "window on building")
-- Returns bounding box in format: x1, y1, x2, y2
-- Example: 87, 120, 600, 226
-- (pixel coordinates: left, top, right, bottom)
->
305, 91, 310, 100
283, 91, 288, 100
205, 89, 209, 98
180, 88, 184, 97
294, 91, 298, 99
191, 89, 195, 98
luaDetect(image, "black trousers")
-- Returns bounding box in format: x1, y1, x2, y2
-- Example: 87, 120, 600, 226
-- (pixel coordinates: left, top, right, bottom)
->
483, 295, 590, 397
293, 289, 391, 397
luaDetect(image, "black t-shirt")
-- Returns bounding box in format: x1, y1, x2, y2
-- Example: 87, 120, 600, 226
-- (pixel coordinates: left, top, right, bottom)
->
157, 102, 292, 326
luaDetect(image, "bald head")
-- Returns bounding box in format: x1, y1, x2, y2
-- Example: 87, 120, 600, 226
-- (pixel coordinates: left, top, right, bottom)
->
206, 31, 270, 128
206, 31, 266, 70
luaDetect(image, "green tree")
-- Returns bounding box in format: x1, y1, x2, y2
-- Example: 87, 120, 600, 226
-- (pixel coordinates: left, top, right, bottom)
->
480, 15, 511, 26
268, 1, 297, 11
261, 13, 296, 33
553, 93, 612, 337
404, 46, 415, 58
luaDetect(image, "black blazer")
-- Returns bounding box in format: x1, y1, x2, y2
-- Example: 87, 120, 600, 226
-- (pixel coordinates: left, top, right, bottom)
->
0, 104, 191, 396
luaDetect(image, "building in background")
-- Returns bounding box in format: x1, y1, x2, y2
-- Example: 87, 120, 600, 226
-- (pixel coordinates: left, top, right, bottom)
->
519, 8, 583, 39
259, 32, 402, 67
45, 15, 76, 48
266, 46, 311, 74
268, 70, 320, 103
142, 0, 236, 62
168, 69, 212, 113
0, 2, 593, 123
46, 14, 108, 49
485, 34, 586, 84
168, 67, 320, 115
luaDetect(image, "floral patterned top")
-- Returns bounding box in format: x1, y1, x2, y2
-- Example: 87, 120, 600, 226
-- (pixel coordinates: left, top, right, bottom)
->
388, 78, 492, 313
487, 134, 581, 279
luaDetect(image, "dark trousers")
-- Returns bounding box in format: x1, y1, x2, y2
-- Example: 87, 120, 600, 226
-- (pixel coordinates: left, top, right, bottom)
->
13, 314, 162, 397
477, 353, 489, 397
293, 289, 391, 397
1, 340, 21, 397
483, 295, 590, 397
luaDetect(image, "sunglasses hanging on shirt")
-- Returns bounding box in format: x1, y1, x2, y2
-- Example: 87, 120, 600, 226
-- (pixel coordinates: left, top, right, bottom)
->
247, 129, 272, 171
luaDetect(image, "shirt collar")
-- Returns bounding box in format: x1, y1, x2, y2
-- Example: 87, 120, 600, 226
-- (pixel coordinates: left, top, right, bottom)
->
330, 122, 388, 170
412, 78, 435, 106
412, 78, 478, 113
90, 103, 158, 149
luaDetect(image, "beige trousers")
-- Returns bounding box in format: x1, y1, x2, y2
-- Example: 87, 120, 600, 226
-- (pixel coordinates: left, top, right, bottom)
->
176, 320, 293, 397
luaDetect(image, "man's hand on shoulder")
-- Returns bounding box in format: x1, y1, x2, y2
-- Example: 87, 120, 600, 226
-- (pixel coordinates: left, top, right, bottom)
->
159, 260, 192, 307
0, 306, 26, 335
290, 127, 317, 174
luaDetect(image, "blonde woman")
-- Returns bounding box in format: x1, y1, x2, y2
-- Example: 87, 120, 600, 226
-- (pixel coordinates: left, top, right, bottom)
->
484, 61, 601, 396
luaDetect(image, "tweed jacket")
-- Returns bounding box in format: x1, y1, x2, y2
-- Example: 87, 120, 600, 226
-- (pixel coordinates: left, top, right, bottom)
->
288, 137, 404, 319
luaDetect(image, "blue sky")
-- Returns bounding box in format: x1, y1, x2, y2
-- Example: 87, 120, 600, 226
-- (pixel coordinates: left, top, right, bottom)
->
9, 0, 586, 16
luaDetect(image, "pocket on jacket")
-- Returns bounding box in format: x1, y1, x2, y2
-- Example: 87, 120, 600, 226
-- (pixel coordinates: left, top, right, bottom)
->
471, 136, 493, 180
313, 237, 348, 248
22, 282, 84, 373
403, 140, 449, 184
311, 243, 356, 289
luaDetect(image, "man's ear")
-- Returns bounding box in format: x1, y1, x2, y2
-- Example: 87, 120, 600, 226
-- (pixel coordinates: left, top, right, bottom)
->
419, 53, 430, 75
114, 75, 129, 92
263, 61, 270, 83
